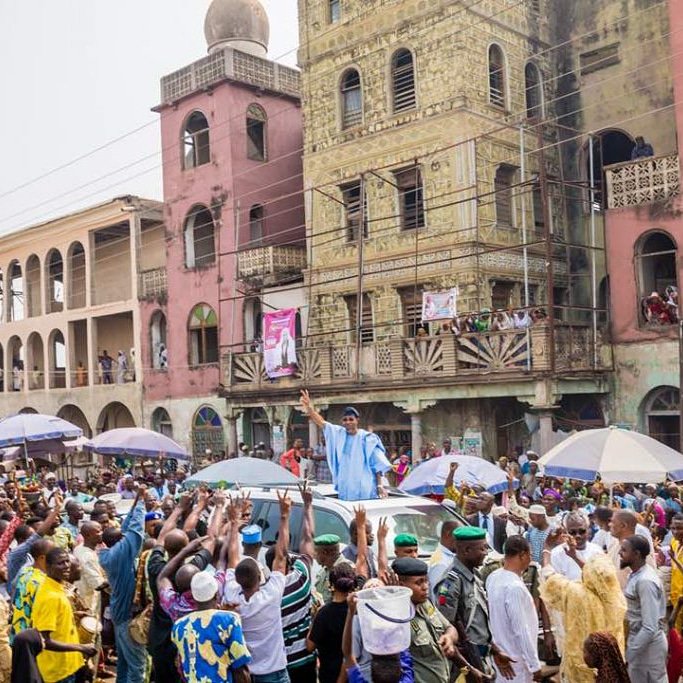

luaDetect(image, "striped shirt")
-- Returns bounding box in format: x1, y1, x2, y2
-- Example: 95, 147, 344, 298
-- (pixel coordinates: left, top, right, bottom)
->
281, 555, 315, 670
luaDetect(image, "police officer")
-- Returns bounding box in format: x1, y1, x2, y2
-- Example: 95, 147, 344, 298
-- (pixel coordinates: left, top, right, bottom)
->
435, 526, 515, 680
393, 557, 458, 683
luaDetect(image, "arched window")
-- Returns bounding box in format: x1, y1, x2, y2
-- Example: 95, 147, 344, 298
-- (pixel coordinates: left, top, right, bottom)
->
643, 386, 679, 448
7, 335, 24, 392
189, 304, 219, 366
525, 62, 543, 119
26, 332, 44, 390
329, 0, 341, 23
184, 205, 216, 268
25, 255, 41, 318
45, 249, 64, 314
637, 231, 678, 325
48, 329, 66, 389
244, 298, 262, 346
182, 111, 210, 170
340, 69, 362, 129
67, 241, 86, 309
488, 45, 506, 109
8, 260, 24, 322
246, 104, 267, 161
192, 406, 224, 460
150, 310, 167, 369
249, 204, 264, 245
494, 164, 517, 226
391, 49, 416, 113
152, 407, 173, 438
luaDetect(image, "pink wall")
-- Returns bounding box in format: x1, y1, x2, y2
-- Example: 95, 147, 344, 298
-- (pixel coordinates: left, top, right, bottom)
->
142, 78, 303, 402
603, 0, 683, 345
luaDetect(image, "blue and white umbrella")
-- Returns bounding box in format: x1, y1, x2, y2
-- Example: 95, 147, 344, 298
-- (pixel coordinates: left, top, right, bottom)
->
539, 426, 683, 484
0, 413, 82, 448
399, 454, 517, 496
85, 428, 188, 461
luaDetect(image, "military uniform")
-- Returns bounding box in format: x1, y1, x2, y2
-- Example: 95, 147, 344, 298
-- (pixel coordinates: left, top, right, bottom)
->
314, 554, 353, 603
409, 600, 453, 683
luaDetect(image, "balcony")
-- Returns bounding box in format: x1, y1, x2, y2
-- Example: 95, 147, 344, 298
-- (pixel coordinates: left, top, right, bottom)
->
604, 154, 680, 209
221, 324, 612, 393
237, 245, 307, 285
138, 267, 167, 300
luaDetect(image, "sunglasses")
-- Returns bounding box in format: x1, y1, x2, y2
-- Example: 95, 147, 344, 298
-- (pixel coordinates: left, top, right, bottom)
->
566, 528, 587, 536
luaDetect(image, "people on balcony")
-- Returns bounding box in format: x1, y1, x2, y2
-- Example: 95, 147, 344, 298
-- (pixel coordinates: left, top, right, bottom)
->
631, 136, 655, 160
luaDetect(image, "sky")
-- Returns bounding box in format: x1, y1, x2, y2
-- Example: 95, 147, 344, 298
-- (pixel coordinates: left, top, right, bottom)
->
0, 0, 300, 235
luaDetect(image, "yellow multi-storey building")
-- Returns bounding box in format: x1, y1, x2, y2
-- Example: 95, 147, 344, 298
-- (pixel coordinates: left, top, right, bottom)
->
223, 0, 617, 459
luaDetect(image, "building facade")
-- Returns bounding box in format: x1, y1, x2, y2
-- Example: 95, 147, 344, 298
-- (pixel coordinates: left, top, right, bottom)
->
0, 196, 164, 465
143, 0, 305, 459
222, 0, 614, 460
599, 0, 681, 447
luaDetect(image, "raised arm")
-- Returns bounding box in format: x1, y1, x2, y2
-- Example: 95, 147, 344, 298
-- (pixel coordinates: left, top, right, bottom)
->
226, 497, 242, 571
376, 516, 389, 577
299, 481, 315, 559
300, 389, 325, 429
157, 536, 206, 592
273, 490, 292, 575
156, 492, 191, 545
353, 506, 369, 579
183, 488, 210, 532
342, 594, 358, 668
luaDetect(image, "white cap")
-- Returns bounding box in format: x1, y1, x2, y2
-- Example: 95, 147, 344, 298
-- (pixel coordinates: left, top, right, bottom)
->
45, 472, 57, 480
191, 572, 219, 603
529, 504, 547, 517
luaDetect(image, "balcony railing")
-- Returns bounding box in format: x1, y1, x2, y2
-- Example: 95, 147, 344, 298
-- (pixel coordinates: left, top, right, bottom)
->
604, 154, 680, 209
237, 245, 307, 284
138, 267, 167, 299
221, 324, 612, 392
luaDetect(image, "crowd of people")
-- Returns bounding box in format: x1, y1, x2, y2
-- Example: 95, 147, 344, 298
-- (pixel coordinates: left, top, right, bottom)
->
642, 287, 678, 325
419, 306, 548, 339
0, 443, 679, 683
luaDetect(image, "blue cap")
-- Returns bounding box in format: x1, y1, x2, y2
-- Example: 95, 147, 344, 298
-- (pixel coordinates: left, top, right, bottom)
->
241, 524, 262, 544
343, 406, 360, 418
145, 511, 163, 522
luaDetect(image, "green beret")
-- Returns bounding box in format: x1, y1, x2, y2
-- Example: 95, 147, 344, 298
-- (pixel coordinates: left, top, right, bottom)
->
394, 533, 419, 548
453, 526, 487, 541
392, 557, 428, 577
314, 534, 341, 546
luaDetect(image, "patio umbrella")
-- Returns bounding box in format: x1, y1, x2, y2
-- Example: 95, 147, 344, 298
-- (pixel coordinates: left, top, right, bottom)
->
538, 426, 683, 484
399, 454, 517, 496
85, 428, 189, 461
185, 458, 299, 489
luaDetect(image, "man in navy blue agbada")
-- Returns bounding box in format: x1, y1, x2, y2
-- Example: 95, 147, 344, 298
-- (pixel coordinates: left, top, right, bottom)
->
99, 484, 146, 683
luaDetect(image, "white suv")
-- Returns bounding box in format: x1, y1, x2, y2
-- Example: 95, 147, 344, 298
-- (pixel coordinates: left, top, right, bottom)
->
244, 484, 466, 559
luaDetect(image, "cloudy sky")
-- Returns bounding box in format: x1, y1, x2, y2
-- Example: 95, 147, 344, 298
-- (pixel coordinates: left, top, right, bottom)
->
0, 0, 299, 235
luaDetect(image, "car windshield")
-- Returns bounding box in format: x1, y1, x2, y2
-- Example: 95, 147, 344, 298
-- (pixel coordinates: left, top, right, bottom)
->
366, 504, 462, 557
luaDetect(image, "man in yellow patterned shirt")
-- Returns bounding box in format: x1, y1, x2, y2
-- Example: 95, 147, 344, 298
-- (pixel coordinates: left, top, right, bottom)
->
670, 514, 683, 629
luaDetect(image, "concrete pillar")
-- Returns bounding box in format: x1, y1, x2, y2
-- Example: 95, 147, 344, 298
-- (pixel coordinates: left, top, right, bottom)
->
538, 411, 555, 456
226, 416, 238, 456
86, 318, 96, 387
410, 413, 423, 462
85, 233, 93, 308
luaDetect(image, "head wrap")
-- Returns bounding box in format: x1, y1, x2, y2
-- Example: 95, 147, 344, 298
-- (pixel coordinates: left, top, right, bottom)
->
543, 488, 562, 501
583, 632, 630, 683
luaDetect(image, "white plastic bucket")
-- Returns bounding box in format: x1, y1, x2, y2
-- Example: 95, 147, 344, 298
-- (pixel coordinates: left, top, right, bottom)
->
356, 586, 414, 655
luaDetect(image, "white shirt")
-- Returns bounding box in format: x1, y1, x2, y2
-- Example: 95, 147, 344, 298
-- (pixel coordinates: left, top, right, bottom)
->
549, 541, 603, 581
73, 545, 105, 615
592, 528, 612, 551
428, 544, 455, 600
487, 568, 541, 682
222, 569, 287, 675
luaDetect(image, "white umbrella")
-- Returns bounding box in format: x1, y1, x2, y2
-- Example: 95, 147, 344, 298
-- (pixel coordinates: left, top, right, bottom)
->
398, 454, 517, 496
538, 426, 683, 484
85, 428, 189, 461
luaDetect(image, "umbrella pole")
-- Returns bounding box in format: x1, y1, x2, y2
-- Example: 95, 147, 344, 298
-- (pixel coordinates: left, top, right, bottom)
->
609, 484, 614, 507
23, 440, 29, 470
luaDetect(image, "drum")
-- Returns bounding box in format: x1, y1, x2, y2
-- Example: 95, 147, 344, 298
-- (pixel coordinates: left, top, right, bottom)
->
78, 616, 102, 644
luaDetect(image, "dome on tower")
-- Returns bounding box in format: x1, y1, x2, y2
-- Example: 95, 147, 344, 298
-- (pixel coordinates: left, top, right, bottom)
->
204, 0, 270, 57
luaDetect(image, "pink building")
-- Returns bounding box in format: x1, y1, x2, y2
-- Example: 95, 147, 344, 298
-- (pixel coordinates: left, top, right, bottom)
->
142, 0, 304, 459
601, 0, 683, 444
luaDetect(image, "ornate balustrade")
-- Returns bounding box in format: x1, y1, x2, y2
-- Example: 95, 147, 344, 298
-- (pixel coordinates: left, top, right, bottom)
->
221, 324, 611, 392
138, 267, 167, 299
237, 245, 307, 284
604, 154, 680, 209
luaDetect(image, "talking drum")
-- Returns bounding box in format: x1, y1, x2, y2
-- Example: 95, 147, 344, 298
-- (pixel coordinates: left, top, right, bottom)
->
78, 616, 102, 644
356, 586, 414, 655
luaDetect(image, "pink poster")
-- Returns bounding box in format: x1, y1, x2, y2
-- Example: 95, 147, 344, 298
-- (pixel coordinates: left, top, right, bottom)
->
263, 308, 298, 378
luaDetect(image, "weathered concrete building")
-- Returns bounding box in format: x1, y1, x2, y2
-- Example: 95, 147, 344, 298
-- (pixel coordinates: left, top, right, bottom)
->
0, 196, 164, 466
222, 0, 615, 459
144, 0, 305, 458
597, 0, 681, 445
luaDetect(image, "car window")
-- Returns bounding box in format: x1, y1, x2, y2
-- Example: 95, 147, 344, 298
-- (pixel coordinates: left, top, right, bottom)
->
313, 508, 350, 544
255, 502, 303, 547
367, 504, 462, 556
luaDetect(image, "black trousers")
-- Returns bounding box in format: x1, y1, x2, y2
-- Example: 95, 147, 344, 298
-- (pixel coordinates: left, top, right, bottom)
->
287, 660, 317, 683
